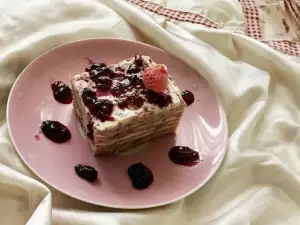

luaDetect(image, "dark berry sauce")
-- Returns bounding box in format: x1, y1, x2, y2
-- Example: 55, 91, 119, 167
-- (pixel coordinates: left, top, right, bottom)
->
129, 95, 144, 109
91, 99, 114, 121
181, 90, 194, 106
86, 122, 94, 140
115, 66, 125, 75
51, 81, 72, 104
128, 163, 153, 190
34, 135, 40, 140
85, 57, 94, 65
85, 62, 106, 73
94, 76, 112, 91
40, 120, 71, 143
75, 164, 98, 182
117, 98, 128, 109
146, 90, 172, 108
83, 56, 173, 115
96, 89, 110, 97
110, 81, 129, 97
169, 146, 200, 166
127, 55, 144, 74
81, 88, 114, 122
82, 88, 96, 106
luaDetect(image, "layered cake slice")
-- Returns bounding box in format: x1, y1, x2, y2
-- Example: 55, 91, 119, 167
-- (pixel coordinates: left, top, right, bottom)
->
71, 55, 186, 155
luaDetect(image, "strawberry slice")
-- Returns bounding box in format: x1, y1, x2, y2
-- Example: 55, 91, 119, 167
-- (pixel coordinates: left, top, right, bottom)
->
143, 64, 168, 93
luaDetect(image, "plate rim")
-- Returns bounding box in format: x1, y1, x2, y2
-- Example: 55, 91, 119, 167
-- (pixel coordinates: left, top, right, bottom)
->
6, 38, 228, 209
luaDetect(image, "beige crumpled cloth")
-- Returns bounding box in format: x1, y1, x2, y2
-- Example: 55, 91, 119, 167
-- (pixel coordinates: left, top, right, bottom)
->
1, 0, 300, 224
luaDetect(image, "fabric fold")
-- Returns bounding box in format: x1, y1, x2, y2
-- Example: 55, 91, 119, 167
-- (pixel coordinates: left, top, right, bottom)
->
1, 0, 300, 224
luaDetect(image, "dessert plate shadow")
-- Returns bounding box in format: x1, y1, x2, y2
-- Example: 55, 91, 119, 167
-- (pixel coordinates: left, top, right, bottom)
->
7, 38, 228, 209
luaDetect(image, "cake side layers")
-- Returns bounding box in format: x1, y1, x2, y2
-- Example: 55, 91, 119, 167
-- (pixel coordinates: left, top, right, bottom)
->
72, 82, 184, 155
71, 55, 186, 155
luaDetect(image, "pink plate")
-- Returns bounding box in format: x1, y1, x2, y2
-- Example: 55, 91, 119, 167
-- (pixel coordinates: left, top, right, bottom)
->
7, 39, 228, 209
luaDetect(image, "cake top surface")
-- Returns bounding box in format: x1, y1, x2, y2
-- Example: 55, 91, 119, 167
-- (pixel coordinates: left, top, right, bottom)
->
72, 55, 185, 131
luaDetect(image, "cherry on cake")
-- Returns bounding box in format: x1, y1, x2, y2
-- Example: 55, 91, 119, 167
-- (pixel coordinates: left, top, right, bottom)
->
71, 55, 186, 155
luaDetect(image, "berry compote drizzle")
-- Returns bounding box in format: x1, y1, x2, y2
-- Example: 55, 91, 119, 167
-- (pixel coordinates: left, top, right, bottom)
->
169, 146, 200, 166
51, 81, 73, 104
81, 88, 114, 122
86, 122, 94, 140
75, 164, 98, 182
83, 55, 173, 118
40, 120, 71, 143
128, 162, 154, 190
181, 90, 194, 106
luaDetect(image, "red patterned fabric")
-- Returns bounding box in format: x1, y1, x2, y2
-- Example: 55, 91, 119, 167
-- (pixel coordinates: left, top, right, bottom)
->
284, 0, 300, 33
238, 0, 262, 39
263, 40, 300, 56
128, 0, 219, 28
239, 0, 300, 56
128, 0, 300, 56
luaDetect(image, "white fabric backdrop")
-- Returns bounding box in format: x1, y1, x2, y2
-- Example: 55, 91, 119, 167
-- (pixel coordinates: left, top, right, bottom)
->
1, 0, 300, 224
